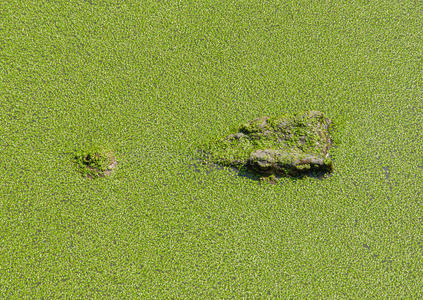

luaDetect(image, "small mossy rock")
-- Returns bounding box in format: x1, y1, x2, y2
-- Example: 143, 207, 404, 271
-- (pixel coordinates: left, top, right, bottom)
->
74, 148, 117, 179
203, 110, 334, 179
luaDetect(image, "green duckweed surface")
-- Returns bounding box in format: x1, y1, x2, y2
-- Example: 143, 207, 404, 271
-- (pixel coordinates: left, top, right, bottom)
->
1, 0, 423, 298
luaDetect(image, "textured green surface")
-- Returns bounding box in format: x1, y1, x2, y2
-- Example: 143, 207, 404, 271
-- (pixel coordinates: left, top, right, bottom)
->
201, 111, 334, 179
73, 146, 116, 179
1, 0, 423, 298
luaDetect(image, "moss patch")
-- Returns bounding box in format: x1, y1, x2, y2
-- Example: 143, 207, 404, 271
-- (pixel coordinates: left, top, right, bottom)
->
73, 146, 117, 179
200, 110, 334, 182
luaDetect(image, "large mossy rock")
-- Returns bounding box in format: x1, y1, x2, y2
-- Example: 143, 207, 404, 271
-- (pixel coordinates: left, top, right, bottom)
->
202, 111, 334, 182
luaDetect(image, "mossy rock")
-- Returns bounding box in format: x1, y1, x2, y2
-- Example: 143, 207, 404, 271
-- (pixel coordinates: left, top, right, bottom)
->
73, 147, 117, 179
201, 111, 334, 182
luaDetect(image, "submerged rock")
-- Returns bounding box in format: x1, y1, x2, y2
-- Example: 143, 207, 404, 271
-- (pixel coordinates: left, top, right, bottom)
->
202, 111, 334, 182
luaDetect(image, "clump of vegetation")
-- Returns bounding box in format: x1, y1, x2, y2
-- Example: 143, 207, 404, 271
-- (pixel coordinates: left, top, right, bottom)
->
73, 146, 117, 179
259, 174, 279, 184
200, 111, 335, 183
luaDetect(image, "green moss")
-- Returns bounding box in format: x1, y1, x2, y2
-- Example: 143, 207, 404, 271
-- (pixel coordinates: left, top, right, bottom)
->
295, 164, 311, 171
259, 174, 279, 184
323, 156, 334, 172
73, 146, 116, 179
239, 116, 271, 134
201, 111, 334, 179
